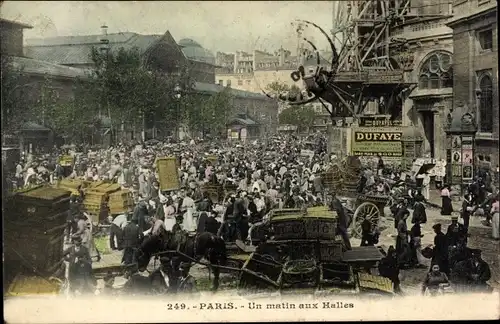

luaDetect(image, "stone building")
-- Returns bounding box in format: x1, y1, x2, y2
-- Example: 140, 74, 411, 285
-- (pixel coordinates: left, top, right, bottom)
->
215, 47, 330, 93
25, 29, 215, 84
446, 0, 498, 167
25, 28, 278, 138
178, 38, 216, 83
391, 0, 456, 160
2, 18, 89, 152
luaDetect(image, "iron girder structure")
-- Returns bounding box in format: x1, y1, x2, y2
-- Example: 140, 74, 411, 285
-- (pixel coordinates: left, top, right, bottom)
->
261, 0, 416, 121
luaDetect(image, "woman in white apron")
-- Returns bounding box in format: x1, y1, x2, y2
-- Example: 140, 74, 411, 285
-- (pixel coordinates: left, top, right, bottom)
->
491, 198, 499, 240
163, 198, 177, 231
182, 208, 196, 232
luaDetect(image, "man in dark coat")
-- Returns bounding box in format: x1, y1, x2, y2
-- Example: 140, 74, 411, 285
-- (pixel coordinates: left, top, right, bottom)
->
66, 196, 80, 243
378, 246, 401, 294
329, 191, 351, 250
133, 198, 149, 233
360, 218, 379, 246
396, 210, 411, 267
431, 223, 449, 275
461, 193, 474, 232
451, 249, 492, 292
411, 195, 427, 225
446, 214, 467, 248
63, 236, 95, 293
196, 192, 213, 213
395, 200, 410, 232
122, 217, 144, 266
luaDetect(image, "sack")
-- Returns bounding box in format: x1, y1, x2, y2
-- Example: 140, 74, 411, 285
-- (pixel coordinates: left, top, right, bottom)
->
421, 246, 434, 259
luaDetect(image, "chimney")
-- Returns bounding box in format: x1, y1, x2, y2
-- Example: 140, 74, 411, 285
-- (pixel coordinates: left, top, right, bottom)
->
278, 46, 285, 67
99, 24, 109, 53
101, 24, 108, 36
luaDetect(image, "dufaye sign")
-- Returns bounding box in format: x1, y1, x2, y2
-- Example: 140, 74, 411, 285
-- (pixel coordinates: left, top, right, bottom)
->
351, 127, 403, 157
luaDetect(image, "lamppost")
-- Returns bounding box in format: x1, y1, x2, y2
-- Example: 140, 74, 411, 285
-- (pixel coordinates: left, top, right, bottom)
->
444, 102, 478, 195
174, 84, 182, 141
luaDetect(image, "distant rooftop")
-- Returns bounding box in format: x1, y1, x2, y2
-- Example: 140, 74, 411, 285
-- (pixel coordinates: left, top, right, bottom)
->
24, 32, 163, 65
0, 18, 33, 29
178, 38, 215, 65
6, 55, 90, 79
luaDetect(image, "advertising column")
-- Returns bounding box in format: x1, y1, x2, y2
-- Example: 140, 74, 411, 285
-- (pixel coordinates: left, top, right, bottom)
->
461, 136, 474, 184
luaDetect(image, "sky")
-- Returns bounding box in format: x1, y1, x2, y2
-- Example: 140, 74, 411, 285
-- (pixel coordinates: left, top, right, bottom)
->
1, 1, 336, 54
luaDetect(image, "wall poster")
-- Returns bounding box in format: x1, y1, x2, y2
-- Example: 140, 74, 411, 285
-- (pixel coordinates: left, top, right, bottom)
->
462, 165, 473, 180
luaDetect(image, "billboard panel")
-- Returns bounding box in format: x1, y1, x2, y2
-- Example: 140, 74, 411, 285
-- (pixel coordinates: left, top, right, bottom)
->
350, 127, 403, 157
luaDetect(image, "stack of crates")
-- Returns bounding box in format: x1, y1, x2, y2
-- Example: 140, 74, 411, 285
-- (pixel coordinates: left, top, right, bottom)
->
108, 189, 134, 215
4, 186, 71, 277
54, 178, 85, 196
83, 181, 121, 223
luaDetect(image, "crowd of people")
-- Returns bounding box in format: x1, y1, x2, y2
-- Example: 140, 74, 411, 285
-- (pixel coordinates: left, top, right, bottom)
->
7, 134, 498, 295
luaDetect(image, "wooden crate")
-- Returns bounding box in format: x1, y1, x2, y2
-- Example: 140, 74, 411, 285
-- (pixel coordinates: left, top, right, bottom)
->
108, 190, 133, 215
4, 229, 65, 275
91, 183, 121, 195
84, 191, 108, 204
6, 275, 62, 297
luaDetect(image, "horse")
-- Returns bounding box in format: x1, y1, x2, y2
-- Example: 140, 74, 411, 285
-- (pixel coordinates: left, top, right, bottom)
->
136, 224, 227, 291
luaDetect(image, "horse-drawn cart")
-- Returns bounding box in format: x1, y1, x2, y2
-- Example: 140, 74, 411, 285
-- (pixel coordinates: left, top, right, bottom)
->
237, 206, 390, 295
348, 194, 389, 238
323, 156, 389, 238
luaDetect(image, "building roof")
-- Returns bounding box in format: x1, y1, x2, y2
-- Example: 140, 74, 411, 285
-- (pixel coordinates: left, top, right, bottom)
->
25, 32, 163, 65
194, 81, 269, 100
20, 122, 50, 131
178, 38, 215, 65
0, 18, 33, 29
6, 56, 90, 79
227, 114, 258, 126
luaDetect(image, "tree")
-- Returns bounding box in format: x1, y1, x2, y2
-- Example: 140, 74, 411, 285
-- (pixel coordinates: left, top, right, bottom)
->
89, 46, 195, 141
201, 87, 234, 137
1, 57, 35, 142
278, 105, 317, 133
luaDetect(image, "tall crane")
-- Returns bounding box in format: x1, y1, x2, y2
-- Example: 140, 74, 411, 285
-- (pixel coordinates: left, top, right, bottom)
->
263, 0, 417, 122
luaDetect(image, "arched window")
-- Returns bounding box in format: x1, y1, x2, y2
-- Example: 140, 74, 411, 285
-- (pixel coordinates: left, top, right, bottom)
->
479, 75, 493, 132
418, 51, 453, 89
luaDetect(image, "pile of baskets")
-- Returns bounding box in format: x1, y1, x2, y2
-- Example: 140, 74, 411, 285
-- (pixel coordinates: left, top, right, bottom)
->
323, 164, 343, 192
342, 156, 363, 195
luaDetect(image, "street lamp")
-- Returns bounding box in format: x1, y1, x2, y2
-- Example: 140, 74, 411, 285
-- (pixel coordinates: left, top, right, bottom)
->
174, 84, 182, 140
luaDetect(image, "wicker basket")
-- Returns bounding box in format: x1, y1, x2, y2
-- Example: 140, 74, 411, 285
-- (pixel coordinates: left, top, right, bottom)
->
281, 259, 319, 285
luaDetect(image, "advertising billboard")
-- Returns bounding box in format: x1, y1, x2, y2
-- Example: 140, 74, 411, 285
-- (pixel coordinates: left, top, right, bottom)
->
350, 127, 403, 157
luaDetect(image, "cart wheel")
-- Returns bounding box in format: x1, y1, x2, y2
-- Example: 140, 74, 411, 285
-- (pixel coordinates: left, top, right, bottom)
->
350, 202, 380, 239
